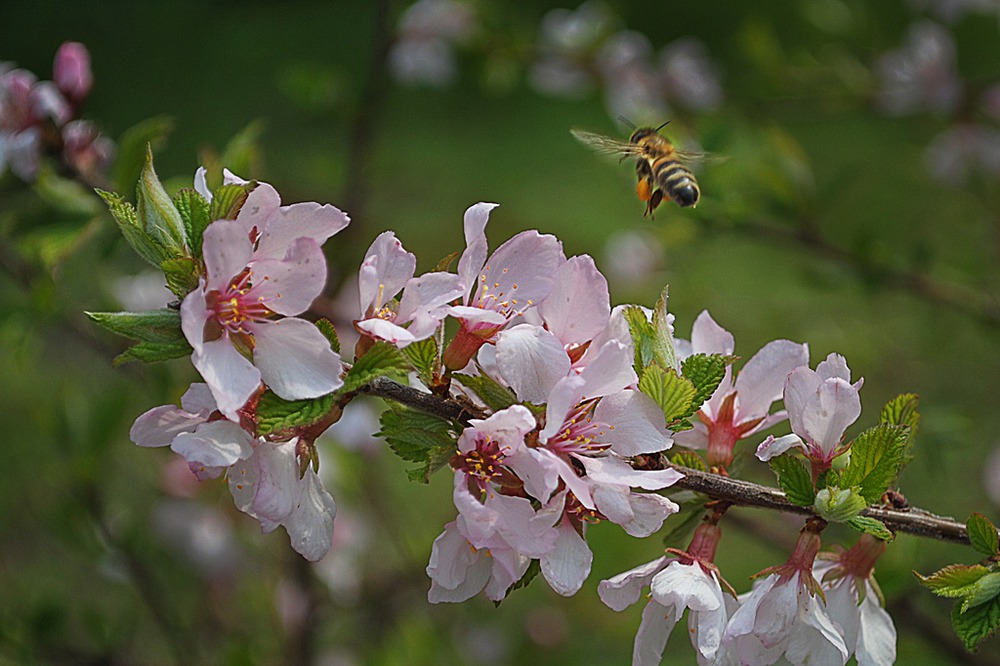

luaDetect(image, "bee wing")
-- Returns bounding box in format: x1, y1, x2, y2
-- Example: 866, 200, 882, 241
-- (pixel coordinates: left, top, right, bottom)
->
570, 129, 644, 158
671, 148, 729, 167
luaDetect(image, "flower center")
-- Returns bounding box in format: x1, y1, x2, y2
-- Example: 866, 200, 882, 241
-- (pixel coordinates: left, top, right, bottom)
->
207, 267, 273, 336
548, 400, 612, 456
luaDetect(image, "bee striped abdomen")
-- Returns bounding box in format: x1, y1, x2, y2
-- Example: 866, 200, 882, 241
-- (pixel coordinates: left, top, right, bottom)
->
652, 158, 700, 208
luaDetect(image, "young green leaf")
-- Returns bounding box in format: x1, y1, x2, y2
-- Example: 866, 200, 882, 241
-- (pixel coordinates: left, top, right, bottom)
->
86, 309, 185, 343
161, 257, 201, 299
769, 456, 815, 507
638, 363, 696, 425
403, 337, 438, 385
208, 182, 256, 222
341, 341, 411, 393
846, 516, 894, 541
136, 146, 187, 254
880, 393, 920, 467
114, 340, 192, 365
838, 423, 909, 504
917, 563, 992, 598
968, 513, 1000, 558
453, 372, 517, 412
814, 486, 867, 522
173, 188, 211, 257
652, 287, 681, 373
623, 305, 659, 380
680, 353, 730, 420
97, 189, 171, 266
952, 594, 1000, 651
257, 391, 336, 437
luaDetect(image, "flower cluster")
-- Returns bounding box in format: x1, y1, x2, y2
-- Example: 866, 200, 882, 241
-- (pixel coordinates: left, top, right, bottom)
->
128, 169, 349, 560
105, 173, 909, 662
0, 42, 112, 184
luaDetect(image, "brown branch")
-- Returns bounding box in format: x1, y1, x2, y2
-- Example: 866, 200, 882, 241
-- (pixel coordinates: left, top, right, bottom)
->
362, 377, 975, 545
667, 463, 970, 544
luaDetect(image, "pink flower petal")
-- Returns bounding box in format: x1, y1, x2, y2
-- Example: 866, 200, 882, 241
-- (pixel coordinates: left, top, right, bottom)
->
251, 238, 327, 316
456, 202, 497, 301
170, 420, 254, 467
593, 390, 674, 455
130, 405, 203, 448
256, 202, 350, 261
734, 339, 809, 421
540, 518, 592, 596
191, 336, 261, 422
358, 231, 415, 312
202, 221, 254, 288
691, 310, 734, 355
495, 324, 571, 403
537, 254, 610, 345
252, 318, 344, 400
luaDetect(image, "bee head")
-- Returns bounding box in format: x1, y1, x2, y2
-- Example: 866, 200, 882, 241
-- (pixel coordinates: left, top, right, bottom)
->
629, 127, 658, 144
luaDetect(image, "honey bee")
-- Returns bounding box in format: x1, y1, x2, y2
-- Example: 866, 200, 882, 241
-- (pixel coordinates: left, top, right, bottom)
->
572, 122, 710, 217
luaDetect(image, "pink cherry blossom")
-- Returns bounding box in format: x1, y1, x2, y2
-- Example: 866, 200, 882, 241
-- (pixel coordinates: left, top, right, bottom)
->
815, 536, 897, 666
441, 203, 565, 370
181, 184, 348, 420
130, 383, 254, 480
131, 384, 337, 561
599, 522, 736, 666
228, 439, 337, 561
674, 310, 809, 468
725, 524, 848, 666
355, 231, 463, 349
756, 353, 863, 473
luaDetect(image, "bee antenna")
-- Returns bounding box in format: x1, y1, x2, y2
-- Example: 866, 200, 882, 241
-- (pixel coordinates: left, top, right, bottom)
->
617, 115, 636, 130
655, 120, 672, 132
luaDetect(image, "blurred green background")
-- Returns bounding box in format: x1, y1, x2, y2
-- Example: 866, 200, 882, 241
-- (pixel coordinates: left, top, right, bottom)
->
2, 0, 1000, 664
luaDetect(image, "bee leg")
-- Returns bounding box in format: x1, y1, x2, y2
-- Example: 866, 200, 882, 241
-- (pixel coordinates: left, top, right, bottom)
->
645, 189, 664, 218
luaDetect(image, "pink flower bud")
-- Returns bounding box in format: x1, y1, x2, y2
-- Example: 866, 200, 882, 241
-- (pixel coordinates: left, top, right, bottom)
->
53, 41, 92, 104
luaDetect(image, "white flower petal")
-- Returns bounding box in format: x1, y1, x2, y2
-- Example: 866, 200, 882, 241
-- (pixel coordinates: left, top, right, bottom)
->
634, 600, 677, 666
540, 520, 592, 596
170, 420, 253, 467
593, 390, 674, 455
598, 556, 671, 611
734, 339, 810, 421
537, 254, 610, 345
284, 469, 337, 561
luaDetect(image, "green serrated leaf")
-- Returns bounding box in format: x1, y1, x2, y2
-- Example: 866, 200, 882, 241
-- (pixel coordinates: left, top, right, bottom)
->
257, 391, 336, 437
208, 182, 257, 221
113, 115, 172, 193
652, 287, 680, 373
680, 353, 729, 420
880, 393, 920, 468
670, 449, 707, 472
173, 188, 212, 257
342, 341, 411, 394
917, 564, 992, 598
403, 338, 438, 385
839, 423, 909, 504
113, 340, 192, 365
315, 319, 341, 354
86, 309, 185, 343
453, 372, 517, 411
769, 456, 815, 506
136, 146, 187, 254
846, 515, 895, 541
814, 486, 867, 522
377, 404, 456, 465
968, 513, 1000, 557
160, 257, 201, 299
952, 593, 1000, 651
638, 363, 697, 424
97, 188, 171, 266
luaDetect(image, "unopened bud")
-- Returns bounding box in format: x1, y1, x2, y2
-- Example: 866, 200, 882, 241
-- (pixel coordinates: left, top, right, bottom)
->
53, 41, 93, 104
